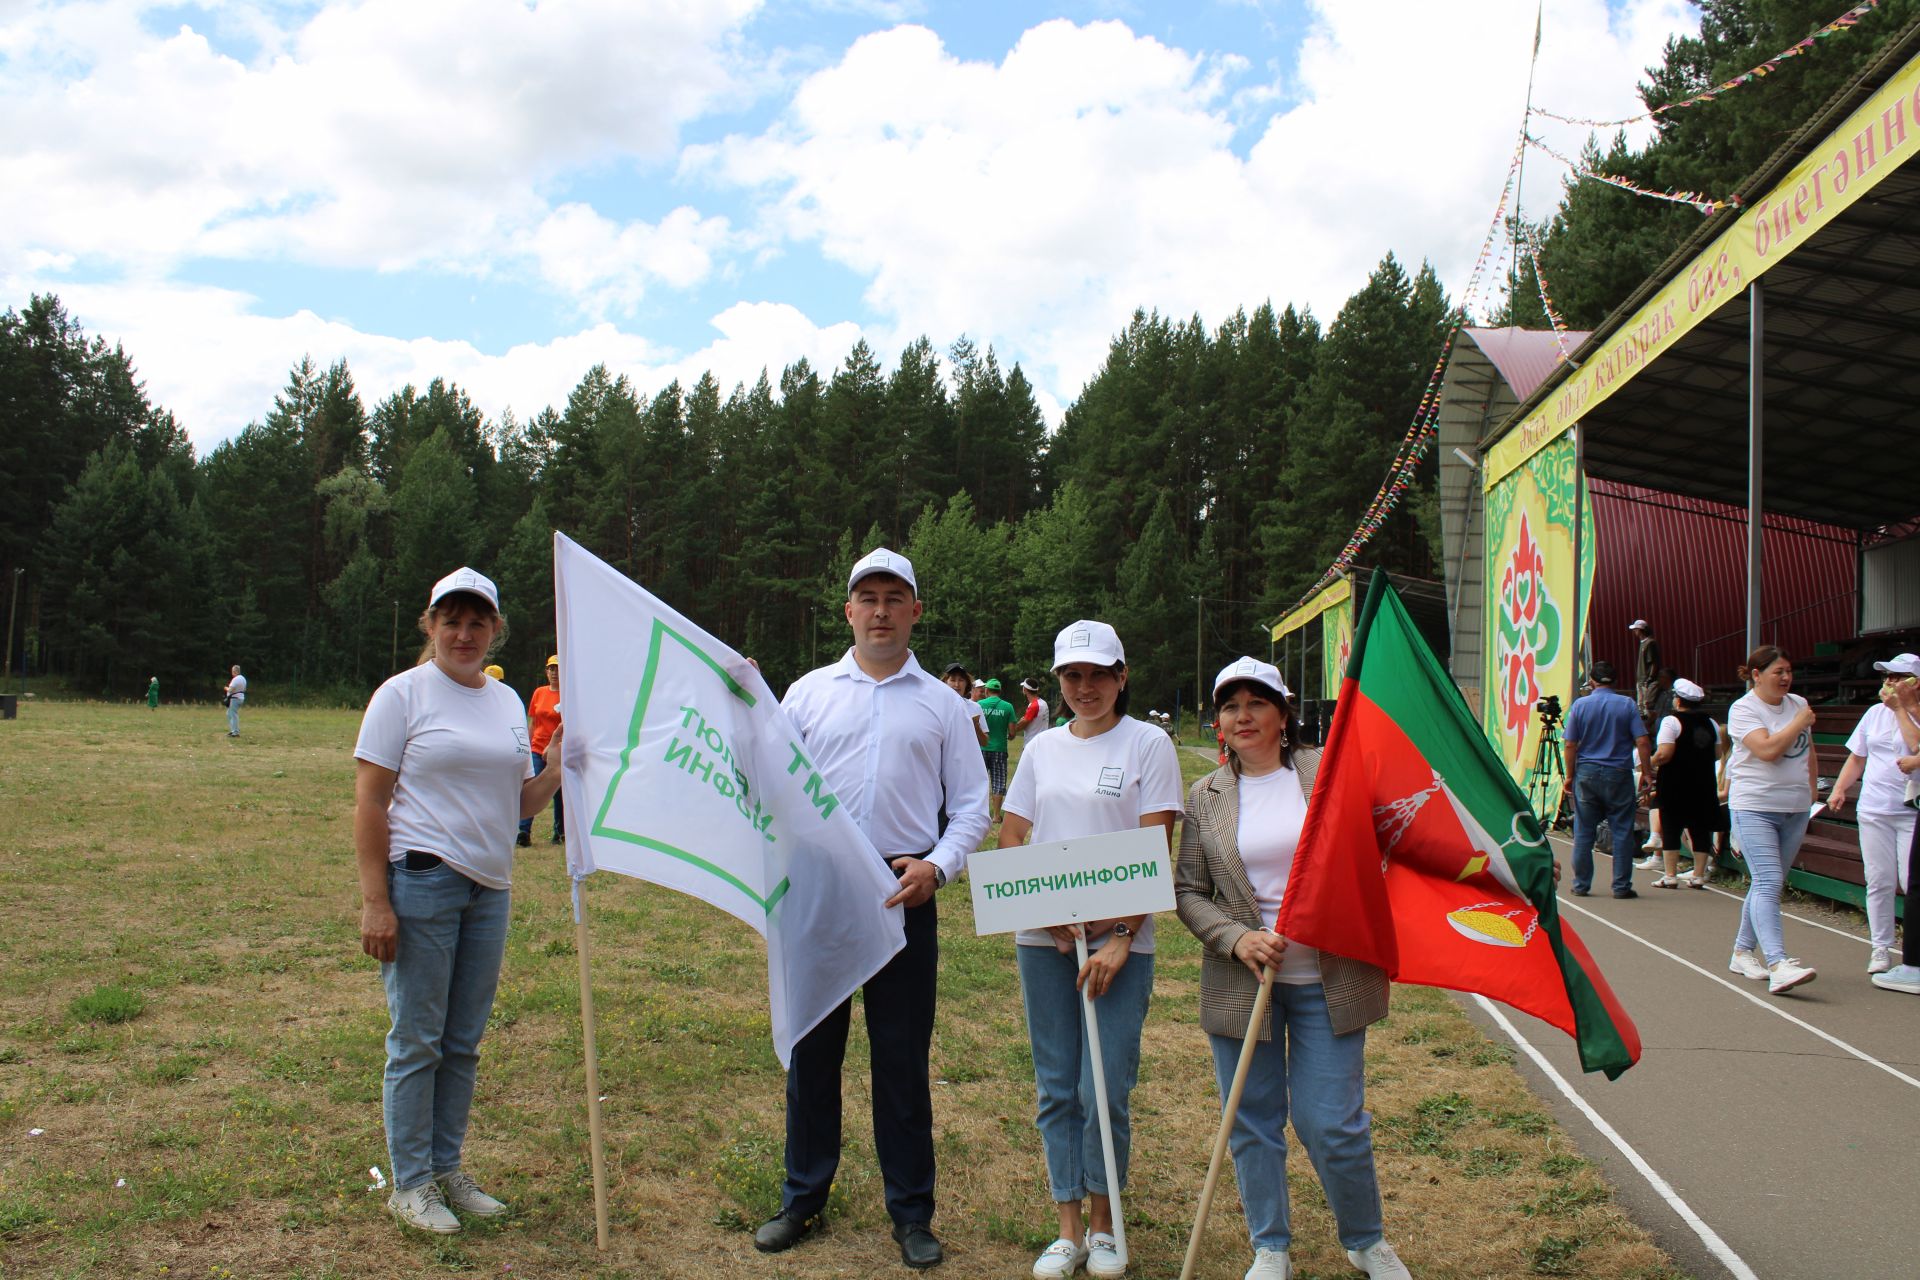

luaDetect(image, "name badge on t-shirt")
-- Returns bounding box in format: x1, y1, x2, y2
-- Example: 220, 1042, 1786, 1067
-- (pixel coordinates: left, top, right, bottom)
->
1096, 766, 1124, 797
512, 726, 530, 756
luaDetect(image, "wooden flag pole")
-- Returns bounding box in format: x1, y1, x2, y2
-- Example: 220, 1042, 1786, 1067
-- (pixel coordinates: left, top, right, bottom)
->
571, 876, 611, 1250
1178, 965, 1276, 1280
1075, 931, 1129, 1267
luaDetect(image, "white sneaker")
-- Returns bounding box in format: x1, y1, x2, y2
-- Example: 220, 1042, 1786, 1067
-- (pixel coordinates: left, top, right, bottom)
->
1767, 958, 1817, 995
1032, 1237, 1088, 1279
388, 1181, 461, 1233
437, 1170, 507, 1217
1868, 947, 1896, 975
1728, 948, 1769, 980
1246, 1247, 1292, 1279
1633, 854, 1661, 869
1871, 963, 1920, 993
1087, 1231, 1125, 1278
1346, 1239, 1413, 1279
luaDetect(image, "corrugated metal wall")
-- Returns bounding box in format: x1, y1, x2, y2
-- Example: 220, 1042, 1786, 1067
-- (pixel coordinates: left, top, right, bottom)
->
1588, 480, 1858, 687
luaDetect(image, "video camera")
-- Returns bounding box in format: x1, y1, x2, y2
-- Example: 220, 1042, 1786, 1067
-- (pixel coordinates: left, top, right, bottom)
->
1535, 694, 1562, 727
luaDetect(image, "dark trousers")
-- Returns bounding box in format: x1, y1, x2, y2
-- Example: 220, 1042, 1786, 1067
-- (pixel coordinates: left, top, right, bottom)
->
1571, 763, 1639, 894
1907, 816, 1919, 968
519, 751, 562, 840
782, 893, 939, 1225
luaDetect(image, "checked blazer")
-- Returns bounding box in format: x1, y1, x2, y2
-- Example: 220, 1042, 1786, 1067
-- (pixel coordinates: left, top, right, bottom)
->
1175, 746, 1390, 1040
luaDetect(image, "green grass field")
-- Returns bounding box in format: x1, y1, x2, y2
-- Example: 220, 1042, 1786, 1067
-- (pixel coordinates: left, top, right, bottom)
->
0, 704, 1685, 1279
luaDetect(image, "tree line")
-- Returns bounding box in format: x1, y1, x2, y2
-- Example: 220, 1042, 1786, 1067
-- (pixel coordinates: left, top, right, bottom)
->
5, 0, 1900, 713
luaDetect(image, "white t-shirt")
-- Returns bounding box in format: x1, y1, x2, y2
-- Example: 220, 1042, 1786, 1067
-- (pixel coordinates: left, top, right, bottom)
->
227, 674, 247, 702
1022, 697, 1050, 741
1846, 703, 1915, 816
1655, 715, 1722, 747
1003, 715, 1184, 953
1726, 691, 1813, 813
354, 662, 534, 890
1235, 766, 1321, 984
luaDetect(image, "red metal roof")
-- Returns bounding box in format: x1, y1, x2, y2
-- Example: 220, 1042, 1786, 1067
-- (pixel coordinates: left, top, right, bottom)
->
1463, 327, 1593, 402
1588, 480, 1858, 687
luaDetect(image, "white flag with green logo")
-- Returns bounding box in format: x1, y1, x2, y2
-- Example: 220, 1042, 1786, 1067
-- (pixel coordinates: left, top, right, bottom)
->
553, 532, 906, 1065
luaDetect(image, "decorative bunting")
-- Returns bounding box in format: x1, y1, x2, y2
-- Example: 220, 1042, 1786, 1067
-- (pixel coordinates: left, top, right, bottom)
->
1518, 223, 1575, 363
1523, 134, 1740, 215
1529, 0, 1884, 130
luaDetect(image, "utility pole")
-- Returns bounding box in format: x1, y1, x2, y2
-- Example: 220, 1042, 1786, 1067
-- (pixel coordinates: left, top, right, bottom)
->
1194, 595, 1203, 731
5, 567, 22, 693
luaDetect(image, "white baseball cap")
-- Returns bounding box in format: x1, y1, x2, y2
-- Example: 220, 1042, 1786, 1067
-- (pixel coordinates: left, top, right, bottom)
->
1671, 677, 1706, 702
1873, 653, 1920, 677
1020, 678, 1038, 692
429, 566, 500, 612
1629, 619, 1649, 630
847, 546, 917, 596
1213, 656, 1290, 702
1052, 620, 1125, 670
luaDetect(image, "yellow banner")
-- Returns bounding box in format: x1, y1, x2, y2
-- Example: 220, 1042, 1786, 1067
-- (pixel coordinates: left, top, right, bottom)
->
1486, 47, 1920, 489
1321, 595, 1355, 693
1272, 577, 1351, 643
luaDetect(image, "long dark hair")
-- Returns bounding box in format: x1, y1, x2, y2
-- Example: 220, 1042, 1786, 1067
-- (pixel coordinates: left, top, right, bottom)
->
1214, 679, 1296, 773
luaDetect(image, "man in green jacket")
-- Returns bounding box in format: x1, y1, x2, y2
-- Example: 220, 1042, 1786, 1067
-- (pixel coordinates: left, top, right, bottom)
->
978, 678, 1018, 820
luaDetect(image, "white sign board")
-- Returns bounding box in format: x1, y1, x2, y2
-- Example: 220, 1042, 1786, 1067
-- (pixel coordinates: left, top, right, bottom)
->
969, 826, 1175, 936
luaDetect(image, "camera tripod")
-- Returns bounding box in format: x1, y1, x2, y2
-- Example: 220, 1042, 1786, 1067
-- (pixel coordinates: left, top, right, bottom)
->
1525, 715, 1571, 831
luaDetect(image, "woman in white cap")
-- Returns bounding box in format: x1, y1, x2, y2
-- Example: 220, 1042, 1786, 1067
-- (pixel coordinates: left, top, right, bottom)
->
353, 567, 565, 1234
1725, 645, 1821, 995
1825, 655, 1920, 975
1649, 678, 1725, 888
1175, 658, 1411, 1280
996, 620, 1183, 1280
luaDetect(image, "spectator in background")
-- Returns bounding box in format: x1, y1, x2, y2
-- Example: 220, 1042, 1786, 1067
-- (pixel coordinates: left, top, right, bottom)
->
1630, 620, 1662, 723
1725, 646, 1820, 996
978, 678, 1018, 821
147, 676, 159, 711
1562, 660, 1652, 899
1016, 677, 1051, 746
223, 665, 248, 737
1649, 678, 1724, 889
482, 665, 505, 682
519, 656, 564, 847
942, 662, 988, 747
1825, 655, 1920, 976
1876, 675, 1920, 996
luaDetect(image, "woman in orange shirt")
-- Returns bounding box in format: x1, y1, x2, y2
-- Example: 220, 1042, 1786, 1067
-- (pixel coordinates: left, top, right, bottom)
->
519, 656, 564, 846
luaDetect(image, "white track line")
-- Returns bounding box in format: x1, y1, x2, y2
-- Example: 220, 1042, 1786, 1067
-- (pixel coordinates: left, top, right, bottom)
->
1557, 897, 1920, 1090
1472, 995, 1759, 1280
1569, 836, 1877, 946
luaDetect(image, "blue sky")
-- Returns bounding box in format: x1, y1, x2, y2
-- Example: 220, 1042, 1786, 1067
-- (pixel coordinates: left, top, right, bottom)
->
1, 0, 1693, 446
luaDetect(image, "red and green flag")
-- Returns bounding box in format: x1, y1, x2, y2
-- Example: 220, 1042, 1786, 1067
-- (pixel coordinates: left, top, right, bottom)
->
1278, 575, 1640, 1079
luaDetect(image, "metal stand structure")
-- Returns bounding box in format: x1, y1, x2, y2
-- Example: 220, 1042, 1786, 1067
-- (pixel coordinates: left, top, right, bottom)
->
1525, 711, 1570, 831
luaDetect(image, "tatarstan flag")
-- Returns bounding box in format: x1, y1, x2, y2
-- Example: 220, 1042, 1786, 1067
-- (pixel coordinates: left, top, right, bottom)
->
1277, 575, 1640, 1079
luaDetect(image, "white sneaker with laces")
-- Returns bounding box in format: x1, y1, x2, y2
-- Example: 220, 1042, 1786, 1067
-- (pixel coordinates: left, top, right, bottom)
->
1087, 1231, 1125, 1278
1728, 948, 1769, 980
1032, 1236, 1088, 1279
1767, 957, 1817, 995
388, 1181, 461, 1234
1633, 853, 1661, 869
436, 1170, 507, 1217
1871, 963, 1920, 994
1245, 1247, 1291, 1279
1346, 1239, 1413, 1279
1868, 947, 1896, 975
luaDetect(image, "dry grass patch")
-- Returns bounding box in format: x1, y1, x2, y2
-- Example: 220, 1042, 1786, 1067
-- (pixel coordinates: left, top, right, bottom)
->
0, 705, 1686, 1278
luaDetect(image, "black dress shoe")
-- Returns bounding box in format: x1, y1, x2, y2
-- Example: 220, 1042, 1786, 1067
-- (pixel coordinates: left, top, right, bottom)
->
753, 1209, 815, 1253
1613, 888, 1639, 899
1571, 887, 1590, 897
515, 831, 532, 847
892, 1221, 943, 1269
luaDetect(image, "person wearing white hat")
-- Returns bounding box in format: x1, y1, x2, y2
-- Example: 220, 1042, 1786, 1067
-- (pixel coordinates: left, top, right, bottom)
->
1648, 678, 1726, 888
996, 620, 1183, 1280
1176, 658, 1408, 1280
1015, 676, 1051, 746
1825, 655, 1920, 975
1876, 669, 1920, 995
756, 547, 989, 1270
353, 566, 565, 1234
1629, 619, 1661, 722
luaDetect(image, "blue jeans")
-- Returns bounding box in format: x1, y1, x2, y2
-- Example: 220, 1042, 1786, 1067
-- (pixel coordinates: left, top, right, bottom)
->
1210, 983, 1384, 1254
1017, 944, 1154, 1201
1731, 809, 1811, 965
519, 752, 562, 840
226, 697, 242, 735
1570, 762, 1638, 893
381, 860, 510, 1190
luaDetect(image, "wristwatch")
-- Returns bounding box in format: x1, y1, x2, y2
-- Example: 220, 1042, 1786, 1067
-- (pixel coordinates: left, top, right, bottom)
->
1111, 922, 1134, 939
932, 864, 948, 889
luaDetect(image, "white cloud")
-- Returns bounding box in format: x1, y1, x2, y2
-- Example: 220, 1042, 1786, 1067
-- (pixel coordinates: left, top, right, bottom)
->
21, 276, 866, 448
525, 204, 737, 318
697, 3, 1694, 405
0, 0, 759, 285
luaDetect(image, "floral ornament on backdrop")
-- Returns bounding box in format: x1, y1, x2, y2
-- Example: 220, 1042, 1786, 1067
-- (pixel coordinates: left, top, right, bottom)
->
1495, 510, 1563, 744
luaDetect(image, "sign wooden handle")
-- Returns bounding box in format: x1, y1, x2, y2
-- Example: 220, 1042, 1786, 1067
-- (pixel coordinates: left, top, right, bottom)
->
1178, 964, 1276, 1280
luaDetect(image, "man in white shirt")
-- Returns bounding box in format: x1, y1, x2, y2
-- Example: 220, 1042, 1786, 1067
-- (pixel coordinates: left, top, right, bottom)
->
753, 547, 990, 1270
224, 664, 248, 737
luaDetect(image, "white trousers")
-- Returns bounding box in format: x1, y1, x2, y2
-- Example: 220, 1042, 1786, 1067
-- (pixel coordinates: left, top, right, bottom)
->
1857, 809, 1914, 951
